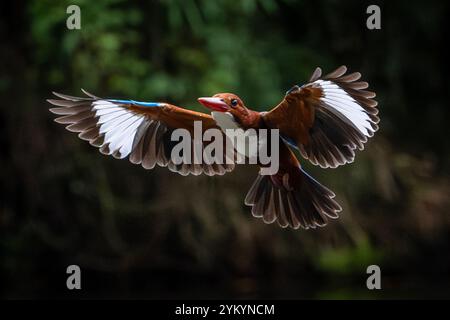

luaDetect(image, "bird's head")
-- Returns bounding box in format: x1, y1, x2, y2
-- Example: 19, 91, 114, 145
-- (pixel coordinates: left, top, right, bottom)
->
198, 93, 259, 129
198, 93, 246, 115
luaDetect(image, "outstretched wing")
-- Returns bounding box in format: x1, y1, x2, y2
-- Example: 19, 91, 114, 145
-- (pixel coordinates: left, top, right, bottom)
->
263, 66, 379, 168
48, 90, 234, 176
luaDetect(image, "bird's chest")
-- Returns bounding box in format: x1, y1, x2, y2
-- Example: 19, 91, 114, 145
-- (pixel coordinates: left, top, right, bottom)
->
211, 112, 267, 159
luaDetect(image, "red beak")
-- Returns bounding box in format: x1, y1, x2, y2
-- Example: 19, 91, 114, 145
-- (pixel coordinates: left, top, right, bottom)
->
197, 97, 229, 112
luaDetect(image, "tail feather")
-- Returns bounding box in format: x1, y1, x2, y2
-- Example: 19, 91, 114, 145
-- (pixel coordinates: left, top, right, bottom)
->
245, 168, 341, 229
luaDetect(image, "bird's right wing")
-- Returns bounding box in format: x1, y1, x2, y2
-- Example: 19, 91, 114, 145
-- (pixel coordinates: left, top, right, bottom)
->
48, 90, 235, 176
263, 66, 379, 168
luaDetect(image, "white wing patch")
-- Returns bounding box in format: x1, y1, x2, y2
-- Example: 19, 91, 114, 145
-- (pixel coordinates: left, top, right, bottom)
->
92, 100, 146, 159
314, 80, 373, 137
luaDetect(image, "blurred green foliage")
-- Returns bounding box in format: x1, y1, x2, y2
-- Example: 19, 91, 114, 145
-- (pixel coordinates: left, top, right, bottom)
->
1, 0, 449, 299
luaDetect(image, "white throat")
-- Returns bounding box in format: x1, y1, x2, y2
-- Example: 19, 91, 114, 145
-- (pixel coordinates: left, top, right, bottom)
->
211, 112, 241, 131
211, 111, 265, 159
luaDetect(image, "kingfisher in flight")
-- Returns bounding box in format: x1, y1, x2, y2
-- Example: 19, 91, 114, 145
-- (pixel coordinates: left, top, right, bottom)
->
48, 66, 379, 230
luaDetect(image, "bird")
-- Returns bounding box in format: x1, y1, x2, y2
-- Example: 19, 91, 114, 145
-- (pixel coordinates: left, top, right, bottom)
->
48, 66, 379, 230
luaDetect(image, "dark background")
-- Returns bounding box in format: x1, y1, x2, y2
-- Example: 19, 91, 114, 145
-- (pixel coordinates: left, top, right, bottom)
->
1, 0, 449, 299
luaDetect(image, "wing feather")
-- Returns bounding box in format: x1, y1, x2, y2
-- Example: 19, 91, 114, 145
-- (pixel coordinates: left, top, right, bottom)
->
263, 66, 379, 168
48, 90, 235, 175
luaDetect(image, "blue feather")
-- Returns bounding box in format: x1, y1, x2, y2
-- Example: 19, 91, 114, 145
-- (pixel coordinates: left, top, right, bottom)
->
281, 135, 298, 149
109, 99, 162, 107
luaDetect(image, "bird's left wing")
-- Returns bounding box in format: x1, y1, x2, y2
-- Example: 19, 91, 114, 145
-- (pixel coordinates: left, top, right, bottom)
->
48, 90, 234, 176
262, 66, 379, 168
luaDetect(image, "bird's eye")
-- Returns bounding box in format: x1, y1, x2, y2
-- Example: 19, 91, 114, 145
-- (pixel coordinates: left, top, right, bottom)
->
231, 99, 238, 107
